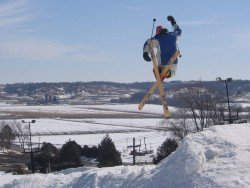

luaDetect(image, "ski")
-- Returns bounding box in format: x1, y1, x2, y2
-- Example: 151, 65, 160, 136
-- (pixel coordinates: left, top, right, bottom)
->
138, 50, 180, 112
147, 40, 170, 118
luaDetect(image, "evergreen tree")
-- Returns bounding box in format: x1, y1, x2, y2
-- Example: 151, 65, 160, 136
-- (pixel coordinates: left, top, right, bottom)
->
0, 124, 15, 150
153, 138, 178, 165
59, 140, 82, 165
97, 135, 122, 167
82, 145, 99, 158
34, 142, 59, 173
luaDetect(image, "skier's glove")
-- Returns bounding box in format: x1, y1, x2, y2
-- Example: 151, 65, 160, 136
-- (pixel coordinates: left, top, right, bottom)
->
167, 15, 176, 25
143, 52, 151, 62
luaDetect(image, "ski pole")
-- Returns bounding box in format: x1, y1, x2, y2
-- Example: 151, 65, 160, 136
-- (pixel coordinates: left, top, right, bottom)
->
148, 18, 156, 53
151, 18, 156, 38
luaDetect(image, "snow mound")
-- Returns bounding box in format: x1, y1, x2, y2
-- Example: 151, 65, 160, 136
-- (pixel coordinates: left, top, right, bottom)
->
2, 124, 250, 188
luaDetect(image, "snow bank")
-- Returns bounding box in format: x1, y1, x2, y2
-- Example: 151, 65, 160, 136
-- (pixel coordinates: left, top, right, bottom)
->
2, 124, 250, 188
137, 124, 250, 188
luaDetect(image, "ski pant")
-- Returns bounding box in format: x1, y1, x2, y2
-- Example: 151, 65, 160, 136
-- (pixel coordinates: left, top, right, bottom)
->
153, 59, 178, 80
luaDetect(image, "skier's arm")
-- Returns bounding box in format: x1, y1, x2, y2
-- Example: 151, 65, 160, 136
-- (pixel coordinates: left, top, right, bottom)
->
143, 38, 157, 62
143, 38, 159, 62
171, 24, 181, 37
143, 40, 151, 62
167, 15, 182, 37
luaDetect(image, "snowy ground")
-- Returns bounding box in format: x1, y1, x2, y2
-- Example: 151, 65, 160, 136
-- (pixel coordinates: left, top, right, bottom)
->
1, 117, 170, 163
25, 118, 151, 135
1, 123, 250, 188
32, 131, 168, 163
0, 103, 177, 115
32, 118, 167, 134
0, 104, 174, 163
25, 118, 170, 163
240, 102, 250, 108
82, 118, 166, 128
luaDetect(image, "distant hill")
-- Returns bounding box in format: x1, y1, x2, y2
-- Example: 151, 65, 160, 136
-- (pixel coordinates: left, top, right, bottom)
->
0, 80, 249, 105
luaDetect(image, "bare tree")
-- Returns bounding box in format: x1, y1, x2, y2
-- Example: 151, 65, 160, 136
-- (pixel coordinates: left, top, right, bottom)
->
246, 111, 250, 122
0, 121, 4, 151
167, 109, 191, 140
176, 82, 223, 132
10, 121, 29, 153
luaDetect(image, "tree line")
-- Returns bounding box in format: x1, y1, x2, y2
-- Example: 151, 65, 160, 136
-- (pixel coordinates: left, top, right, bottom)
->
33, 135, 123, 173
3, 80, 250, 97
0, 122, 122, 173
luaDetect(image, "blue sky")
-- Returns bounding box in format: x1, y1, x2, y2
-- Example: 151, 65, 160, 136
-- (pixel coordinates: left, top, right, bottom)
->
0, 0, 249, 84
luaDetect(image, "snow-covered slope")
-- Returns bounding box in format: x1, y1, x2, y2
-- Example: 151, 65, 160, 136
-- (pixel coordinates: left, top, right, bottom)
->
2, 123, 250, 188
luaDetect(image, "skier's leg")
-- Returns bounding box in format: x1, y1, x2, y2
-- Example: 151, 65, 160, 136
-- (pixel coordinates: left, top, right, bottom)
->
153, 68, 169, 81
158, 67, 171, 81
153, 68, 161, 80
154, 67, 171, 81
169, 64, 177, 77
166, 59, 178, 78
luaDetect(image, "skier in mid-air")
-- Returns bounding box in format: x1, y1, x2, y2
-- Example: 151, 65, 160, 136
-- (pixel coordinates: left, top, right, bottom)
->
143, 15, 182, 80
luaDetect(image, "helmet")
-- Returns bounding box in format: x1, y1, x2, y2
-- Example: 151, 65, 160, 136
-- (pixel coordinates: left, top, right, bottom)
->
156, 25, 163, 35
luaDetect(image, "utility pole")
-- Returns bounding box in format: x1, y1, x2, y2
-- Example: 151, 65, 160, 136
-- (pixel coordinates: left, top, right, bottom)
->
127, 137, 141, 165
216, 77, 233, 124
139, 139, 141, 153
38, 137, 41, 149
144, 137, 147, 152
21, 120, 36, 173
225, 80, 232, 123
133, 138, 136, 165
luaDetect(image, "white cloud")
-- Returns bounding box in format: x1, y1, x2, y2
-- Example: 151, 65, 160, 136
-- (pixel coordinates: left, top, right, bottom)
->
0, 1, 26, 14
0, 38, 72, 60
0, 0, 33, 27
0, 1, 111, 64
0, 38, 111, 63
0, 15, 32, 27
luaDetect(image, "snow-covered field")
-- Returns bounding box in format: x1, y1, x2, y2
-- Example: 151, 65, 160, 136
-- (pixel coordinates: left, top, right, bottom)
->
2, 123, 250, 188
21, 118, 170, 163
0, 104, 174, 163
83, 118, 166, 128
0, 103, 178, 166
0, 103, 177, 115
27, 118, 152, 135
240, 102, 250, 108
32, 131, 168, 163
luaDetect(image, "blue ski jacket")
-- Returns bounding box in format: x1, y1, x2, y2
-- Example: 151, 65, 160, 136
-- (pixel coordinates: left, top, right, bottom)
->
143, 24, 182, 66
